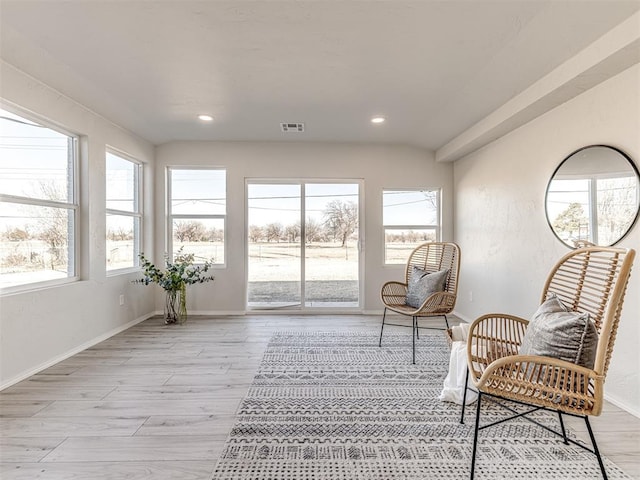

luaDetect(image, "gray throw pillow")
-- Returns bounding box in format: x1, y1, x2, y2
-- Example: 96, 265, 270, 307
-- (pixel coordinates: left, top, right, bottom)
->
519, 294, 597, 369
405, 267, 449, 309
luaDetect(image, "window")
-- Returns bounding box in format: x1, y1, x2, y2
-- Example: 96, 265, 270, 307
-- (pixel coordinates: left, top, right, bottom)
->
167, 167, 226, 264
0, 107, 78, 290
106, 150, 142, 271
383, 189, 440, 264
547, 176, 638, 246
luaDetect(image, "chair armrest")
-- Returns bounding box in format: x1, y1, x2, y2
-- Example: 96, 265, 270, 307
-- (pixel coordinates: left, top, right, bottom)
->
381, 281, 408, 306
475, 354, 603, 415
467, 313, 529, 380
416, 291, 457, 314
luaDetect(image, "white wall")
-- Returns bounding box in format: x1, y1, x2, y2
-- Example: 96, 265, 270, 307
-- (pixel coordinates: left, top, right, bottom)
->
453, 63, 640, 414
154, 141, 453, 313
0, 62, 157, 388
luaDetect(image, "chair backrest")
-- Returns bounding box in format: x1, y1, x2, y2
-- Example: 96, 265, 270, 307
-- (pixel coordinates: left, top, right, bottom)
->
405, 242, 460, 298
573, 239, 595, 248
542, 246, 635, 377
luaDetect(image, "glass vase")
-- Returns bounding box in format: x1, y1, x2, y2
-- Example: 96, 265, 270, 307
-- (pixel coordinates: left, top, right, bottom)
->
164, 284, 187, 324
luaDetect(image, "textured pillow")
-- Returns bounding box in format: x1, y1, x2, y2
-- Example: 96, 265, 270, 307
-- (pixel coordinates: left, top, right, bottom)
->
405, 267, 449, 308
519, 294, 597, 369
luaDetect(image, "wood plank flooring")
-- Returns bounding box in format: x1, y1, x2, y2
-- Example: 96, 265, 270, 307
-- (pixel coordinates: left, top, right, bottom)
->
1, 314, 638, 479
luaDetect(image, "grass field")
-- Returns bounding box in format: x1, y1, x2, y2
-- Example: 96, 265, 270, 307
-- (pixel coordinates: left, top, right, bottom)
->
1, 240, 419, 299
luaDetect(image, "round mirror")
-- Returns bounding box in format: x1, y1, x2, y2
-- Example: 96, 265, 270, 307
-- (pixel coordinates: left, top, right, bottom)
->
545, 145, 640, 248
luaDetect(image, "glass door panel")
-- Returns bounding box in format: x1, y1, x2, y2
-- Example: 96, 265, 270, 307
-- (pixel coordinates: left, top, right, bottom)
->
304, 183, 359, 307
247, 183, 301, 308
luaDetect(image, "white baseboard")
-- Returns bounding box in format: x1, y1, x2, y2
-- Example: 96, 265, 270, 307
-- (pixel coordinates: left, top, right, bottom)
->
451, 310, 471, 323
0, 312, 154, 391
185, 310, 247, 316
604, 392, 640, 418
188, 310, 366, 316
363, 310, 384, 315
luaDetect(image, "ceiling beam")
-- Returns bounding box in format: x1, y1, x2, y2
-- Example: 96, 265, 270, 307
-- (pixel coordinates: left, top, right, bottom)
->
436, 11, 640, 163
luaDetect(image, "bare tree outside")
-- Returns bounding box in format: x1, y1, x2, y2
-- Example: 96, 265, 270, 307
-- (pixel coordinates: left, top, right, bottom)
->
422, 189, 438, 210
597, 177, 637, 245
385, 230, 435, 244
3, 227, 30, 242
36, 208, 69, 270
207, 227, 224, 242
265, 222, 284, 243
305, 217, 324, 243
107, 226, 134, 241
249, 225, 263, 243
33, 182, 71, 271
322, 200, 358, 247
285, 222, 300, 243
174, 220, 207, 242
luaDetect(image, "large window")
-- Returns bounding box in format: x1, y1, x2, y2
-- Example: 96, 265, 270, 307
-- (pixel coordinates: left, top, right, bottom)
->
167, 167, 226, 264
106, 150, 142, 271
383, 189, 440, 264
0, 107, 78, 290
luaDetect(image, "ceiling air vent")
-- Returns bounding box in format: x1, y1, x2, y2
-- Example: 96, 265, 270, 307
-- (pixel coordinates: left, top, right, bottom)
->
280, 122, 305, 133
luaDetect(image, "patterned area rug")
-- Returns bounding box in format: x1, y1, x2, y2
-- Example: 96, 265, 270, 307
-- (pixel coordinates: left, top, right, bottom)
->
211, 331, 630, 479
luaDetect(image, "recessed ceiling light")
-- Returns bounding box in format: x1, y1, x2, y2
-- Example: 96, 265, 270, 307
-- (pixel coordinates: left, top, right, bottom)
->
198, 114, 214, 122
371, 116, 385, 124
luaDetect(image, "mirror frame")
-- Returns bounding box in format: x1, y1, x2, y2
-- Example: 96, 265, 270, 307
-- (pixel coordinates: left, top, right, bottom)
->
545, 144, 640, 248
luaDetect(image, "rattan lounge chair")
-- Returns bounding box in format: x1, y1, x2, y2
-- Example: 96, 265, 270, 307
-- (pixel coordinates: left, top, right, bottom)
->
379, 242, 460, 364
463, 246, 635, 480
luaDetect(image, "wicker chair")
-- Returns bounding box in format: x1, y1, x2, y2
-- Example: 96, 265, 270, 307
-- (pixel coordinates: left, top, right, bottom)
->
463, 246, 635, 480
379, 242, 460, 363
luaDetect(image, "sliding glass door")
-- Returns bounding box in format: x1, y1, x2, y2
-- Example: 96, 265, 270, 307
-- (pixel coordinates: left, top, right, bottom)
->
247, 181, 360, 310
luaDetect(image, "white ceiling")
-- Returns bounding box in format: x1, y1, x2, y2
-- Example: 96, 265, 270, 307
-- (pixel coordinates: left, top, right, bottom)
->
1, 1, 639, 156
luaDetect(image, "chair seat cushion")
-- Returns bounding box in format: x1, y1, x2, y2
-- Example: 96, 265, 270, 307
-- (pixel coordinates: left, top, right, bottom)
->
405, 267, 448, 308
520, 294, 597, 369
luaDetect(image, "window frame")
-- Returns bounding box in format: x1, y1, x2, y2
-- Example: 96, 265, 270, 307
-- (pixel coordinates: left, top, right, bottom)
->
105, 148, 143, 274
382, 188, 441, 265
0, 103, 79, 293
166, 166, 227, 266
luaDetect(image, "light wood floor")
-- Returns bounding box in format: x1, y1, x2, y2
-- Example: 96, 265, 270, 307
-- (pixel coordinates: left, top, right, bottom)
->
1, 314, 638, 479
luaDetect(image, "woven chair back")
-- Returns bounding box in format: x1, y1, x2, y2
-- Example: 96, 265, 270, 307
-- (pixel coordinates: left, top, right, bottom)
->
405, 242, 460, 298
542, 246, 635, 377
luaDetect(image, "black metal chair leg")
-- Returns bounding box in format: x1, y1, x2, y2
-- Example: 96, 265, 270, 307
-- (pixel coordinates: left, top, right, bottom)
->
460, 366, 470, 424
379, 308, 387, 347
416, 317, 419, 339
585, 416, 608, 480
558, 412, 569, 445
470, 392, 482, 480
444, 314, 450, 330
412, 316, 416, 364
